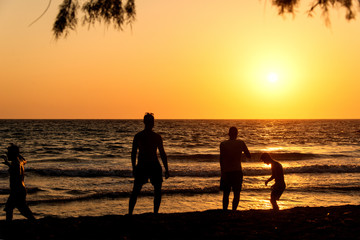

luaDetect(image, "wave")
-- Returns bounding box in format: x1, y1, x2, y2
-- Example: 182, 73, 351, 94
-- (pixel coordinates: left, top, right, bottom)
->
294, 186, 360, 192
169, 154, 219, 161
0, 187, 43, 195
249, 165, 360, 175
284, 165, 360, 174
168, 152, 350, 162
26, 168, 132, 177
71, 147, 93, 152
173, 165, 360, 177
29, 157, 91, 164
0, 187, 221, 206
14, 164, 360, 178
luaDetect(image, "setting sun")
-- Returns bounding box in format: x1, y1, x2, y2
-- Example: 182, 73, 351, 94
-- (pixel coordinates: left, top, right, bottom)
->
267, 72, 279, 83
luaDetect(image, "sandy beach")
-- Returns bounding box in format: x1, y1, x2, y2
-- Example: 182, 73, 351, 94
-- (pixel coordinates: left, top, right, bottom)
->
0, 205, 359, 240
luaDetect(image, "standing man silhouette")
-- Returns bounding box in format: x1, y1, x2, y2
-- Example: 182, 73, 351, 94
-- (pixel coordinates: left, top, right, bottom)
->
129, 113, 170, 215
220, 127, 251, 211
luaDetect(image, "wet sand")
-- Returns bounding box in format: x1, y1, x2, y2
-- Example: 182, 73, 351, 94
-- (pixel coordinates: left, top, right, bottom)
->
0, 205, 359, 239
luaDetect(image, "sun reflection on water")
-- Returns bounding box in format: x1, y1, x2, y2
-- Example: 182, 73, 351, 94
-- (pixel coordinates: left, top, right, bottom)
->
260, 147, 284, 152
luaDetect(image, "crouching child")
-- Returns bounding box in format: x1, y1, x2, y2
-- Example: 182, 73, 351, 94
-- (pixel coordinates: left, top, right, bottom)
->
261, 153, 286, 211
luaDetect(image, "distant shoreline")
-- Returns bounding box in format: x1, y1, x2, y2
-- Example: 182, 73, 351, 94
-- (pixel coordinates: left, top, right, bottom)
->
1, 205, 359, 239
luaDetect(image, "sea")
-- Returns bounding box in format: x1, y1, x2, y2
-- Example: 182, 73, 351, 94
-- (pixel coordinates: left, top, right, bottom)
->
0, 119, 359, 220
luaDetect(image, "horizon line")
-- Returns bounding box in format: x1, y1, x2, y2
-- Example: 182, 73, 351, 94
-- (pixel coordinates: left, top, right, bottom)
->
0, 118, 360, 120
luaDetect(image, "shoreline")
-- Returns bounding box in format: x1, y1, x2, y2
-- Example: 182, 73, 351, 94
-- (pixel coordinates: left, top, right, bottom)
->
0, 205, 359, 239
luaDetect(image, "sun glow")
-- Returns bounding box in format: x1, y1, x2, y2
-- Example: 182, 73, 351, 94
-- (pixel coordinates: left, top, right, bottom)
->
239, 52, 302, 108
267, 72, 279, 83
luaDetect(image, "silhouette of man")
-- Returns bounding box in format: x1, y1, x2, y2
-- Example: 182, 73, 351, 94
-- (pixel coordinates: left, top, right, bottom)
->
2, 144, 35, 221
220, 127, 251, 211
261, 152, 286, 211
129, 113, 169, 215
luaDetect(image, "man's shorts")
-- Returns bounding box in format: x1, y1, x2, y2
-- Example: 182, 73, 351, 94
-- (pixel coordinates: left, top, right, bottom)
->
134, 163, 163, 186
4, 188, 27, 211
271, 182, 286, 200
220, 170, 243, 192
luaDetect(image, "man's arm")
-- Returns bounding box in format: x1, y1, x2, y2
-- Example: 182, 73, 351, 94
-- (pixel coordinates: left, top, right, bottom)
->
158, 137, 169, 179
265, 175, 274, 186
19, 155, 27, 165
1, 155, 10, 166
265, 164, 277, 185
242, 142, 251, 159
131, 136, 138, 176
219, 143, 224, 176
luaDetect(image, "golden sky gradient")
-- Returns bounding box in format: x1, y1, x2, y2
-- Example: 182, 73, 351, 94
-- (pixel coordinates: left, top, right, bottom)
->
1, 0, 360, 119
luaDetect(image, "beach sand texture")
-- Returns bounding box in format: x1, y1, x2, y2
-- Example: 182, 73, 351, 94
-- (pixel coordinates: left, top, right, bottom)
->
0, 205, 359, 240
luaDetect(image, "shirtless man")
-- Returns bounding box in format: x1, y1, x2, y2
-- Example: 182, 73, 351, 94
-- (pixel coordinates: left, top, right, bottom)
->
261, 153, 286, 211
220, 127, 251, 211
128, 113, 169, 215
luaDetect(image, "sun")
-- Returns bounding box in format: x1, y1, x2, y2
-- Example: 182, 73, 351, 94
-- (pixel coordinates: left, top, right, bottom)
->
267, 72, 279, 83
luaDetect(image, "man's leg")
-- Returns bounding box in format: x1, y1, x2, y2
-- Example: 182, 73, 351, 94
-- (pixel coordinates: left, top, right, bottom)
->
5, 208, 13, 222
18, 203, 35, 221
153, 183, 162, 214
222, 188, 231, 210
270, 194, 279, 211
5, 196, 14, 222
232, 189, 241, 211
232, 173, 242, 211
129, 182, 142, 215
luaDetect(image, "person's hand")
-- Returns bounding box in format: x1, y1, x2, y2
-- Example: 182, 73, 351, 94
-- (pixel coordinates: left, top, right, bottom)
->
165, 170, 170, 179
1, 155, 9, 166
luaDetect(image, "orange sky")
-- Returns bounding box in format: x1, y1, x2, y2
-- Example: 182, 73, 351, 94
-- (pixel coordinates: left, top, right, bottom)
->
1, 0, 360, 119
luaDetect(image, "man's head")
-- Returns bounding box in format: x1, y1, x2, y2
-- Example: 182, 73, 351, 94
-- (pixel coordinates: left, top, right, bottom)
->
7, 143, 20, 160
144, 112, 155, 130
228, 127, 238, 140
260, 152, 272, 165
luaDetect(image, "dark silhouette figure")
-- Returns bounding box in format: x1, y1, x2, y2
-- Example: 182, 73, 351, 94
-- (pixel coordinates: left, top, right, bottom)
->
261, 153, 286, 211
220, 127, 251, 211
2, 144, 35, 221
129, 113, 169, 215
